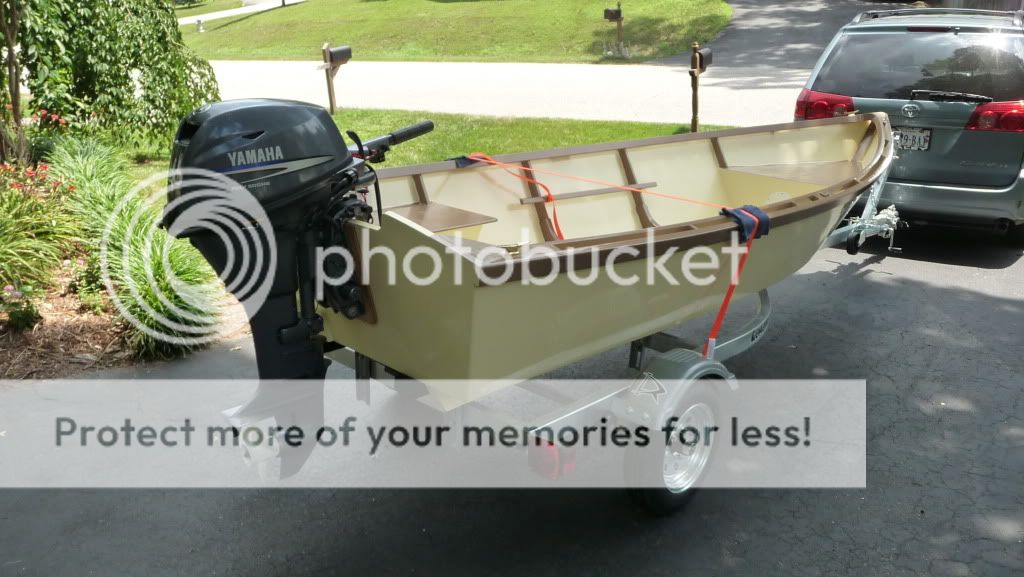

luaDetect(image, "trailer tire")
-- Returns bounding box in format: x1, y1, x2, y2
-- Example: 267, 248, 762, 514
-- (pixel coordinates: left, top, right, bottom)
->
846, 230, 863, 255
625, 379, 721, 516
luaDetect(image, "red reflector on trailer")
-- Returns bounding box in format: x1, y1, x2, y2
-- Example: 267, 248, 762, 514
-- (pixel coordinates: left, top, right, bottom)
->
527, 439, 576, 480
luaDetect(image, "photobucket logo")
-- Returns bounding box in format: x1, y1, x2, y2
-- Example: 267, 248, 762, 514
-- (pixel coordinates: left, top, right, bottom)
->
317, 227, 748, 291
100, 168, 276, 346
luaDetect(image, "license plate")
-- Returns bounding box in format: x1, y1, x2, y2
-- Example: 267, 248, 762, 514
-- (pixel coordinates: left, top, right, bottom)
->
893, 127, 931, 151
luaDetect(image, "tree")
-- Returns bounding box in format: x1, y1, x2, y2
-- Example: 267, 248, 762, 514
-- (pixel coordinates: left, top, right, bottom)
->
9, 0, 219, 152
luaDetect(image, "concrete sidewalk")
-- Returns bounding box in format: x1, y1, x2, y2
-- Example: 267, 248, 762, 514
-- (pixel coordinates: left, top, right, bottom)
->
212, 60, 811, 127
178, 0, 305, 26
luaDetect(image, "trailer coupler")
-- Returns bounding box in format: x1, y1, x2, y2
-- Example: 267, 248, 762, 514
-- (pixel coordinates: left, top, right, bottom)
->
824, 173, 903, 255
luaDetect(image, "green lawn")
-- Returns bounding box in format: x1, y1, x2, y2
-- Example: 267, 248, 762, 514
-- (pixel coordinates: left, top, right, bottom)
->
174, 0, 242, 19
130, 109, 722, 178
330, 108, 724, 166
181, 0, 731, 63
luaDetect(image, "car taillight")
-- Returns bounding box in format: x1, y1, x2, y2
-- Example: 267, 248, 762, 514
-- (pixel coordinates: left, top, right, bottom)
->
796, 89, 855, 120
965, 101, 1024, 132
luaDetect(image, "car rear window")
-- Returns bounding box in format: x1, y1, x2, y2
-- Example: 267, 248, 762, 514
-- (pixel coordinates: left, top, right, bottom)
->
812, 32, 1024, 100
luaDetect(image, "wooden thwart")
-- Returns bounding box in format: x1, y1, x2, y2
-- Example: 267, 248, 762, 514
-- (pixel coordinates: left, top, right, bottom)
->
521, 160, 560, 242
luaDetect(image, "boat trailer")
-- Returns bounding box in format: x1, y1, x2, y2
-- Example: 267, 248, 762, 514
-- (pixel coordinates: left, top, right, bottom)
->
319, 287, 765, 513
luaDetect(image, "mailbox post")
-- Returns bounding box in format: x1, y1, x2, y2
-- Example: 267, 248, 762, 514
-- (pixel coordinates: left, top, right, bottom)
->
689, 42, 712, 132
603, 3, 625, 58
321, 43, 352, 114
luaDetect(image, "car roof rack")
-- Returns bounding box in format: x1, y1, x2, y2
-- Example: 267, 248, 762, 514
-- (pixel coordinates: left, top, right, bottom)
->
853, 8, 1024, 27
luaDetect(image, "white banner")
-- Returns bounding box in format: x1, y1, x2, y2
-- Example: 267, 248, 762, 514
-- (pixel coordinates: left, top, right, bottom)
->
0, 378, 865, 488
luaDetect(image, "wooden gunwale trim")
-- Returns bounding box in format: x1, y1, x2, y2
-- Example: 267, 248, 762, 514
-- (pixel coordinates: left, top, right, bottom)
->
476, 115, 894, 283
521, 160, 559, 242
617, 149, 657, 228
518, 182, 657, 205
376, 113, 890, 180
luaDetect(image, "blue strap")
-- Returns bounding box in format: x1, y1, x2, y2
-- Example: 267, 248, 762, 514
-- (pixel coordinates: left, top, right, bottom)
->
720, 205, 771, 242
448, 155, 477, 168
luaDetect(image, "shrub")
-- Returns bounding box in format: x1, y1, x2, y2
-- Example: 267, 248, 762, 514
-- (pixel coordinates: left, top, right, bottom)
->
25, 108, 71, 163
0, 162, 74, 288
0, 284, 42, 331
108, 201, 221, 357
66, 254, 104, 298
62, 255, 108, 315
77, 291, 107, 315
46, 135, 133, 239
46, 136, 221, 357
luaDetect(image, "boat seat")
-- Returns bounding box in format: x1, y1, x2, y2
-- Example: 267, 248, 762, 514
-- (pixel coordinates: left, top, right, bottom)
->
387, 202, 497, 233
387, 202, 499, 241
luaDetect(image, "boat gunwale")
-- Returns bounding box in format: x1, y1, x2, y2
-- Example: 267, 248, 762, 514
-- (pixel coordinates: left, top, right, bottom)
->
376, 113, 895, 283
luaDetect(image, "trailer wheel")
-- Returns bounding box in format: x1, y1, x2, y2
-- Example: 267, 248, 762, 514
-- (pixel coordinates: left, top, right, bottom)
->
625, 379, 721, 516
846, 229, 864, 255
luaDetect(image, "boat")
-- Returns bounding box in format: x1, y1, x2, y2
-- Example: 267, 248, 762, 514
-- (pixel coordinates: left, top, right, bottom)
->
167, 102, 894, 502
316, 113, 895, 407
167, 101, 892, 407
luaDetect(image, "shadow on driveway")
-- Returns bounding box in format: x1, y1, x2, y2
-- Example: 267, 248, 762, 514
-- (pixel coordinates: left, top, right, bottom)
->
859, 227, 1024, 270
655, 0, 910, 71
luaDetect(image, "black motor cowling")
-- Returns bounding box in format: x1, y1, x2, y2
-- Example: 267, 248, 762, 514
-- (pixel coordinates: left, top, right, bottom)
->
164, 99, 370, 380
167, 99, 356, 228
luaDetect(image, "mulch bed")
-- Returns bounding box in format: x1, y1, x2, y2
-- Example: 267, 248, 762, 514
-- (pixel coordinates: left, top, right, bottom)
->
0, 283, 252, 380
0, 278, 133, 380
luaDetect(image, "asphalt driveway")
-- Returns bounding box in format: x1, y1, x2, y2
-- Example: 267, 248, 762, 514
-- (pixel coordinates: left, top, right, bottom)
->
1, 229, 1022, 576
666, 0, 893, 70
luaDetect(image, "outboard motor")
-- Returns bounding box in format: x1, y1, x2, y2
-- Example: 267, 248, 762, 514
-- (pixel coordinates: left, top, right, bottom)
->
163, 99, 432, 380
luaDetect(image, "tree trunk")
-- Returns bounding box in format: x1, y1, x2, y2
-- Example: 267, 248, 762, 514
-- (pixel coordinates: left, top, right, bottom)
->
0, 0, 25, 163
